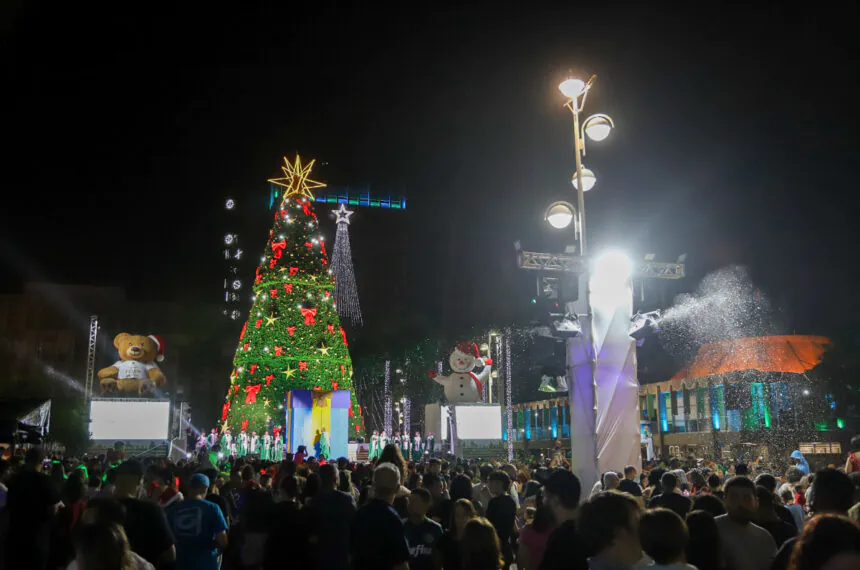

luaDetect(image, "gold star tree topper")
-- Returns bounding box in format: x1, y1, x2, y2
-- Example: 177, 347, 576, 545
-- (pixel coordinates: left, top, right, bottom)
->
268, 155, 326, 201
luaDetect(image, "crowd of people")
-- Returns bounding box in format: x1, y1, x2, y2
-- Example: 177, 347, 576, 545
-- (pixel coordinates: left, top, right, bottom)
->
1, 435, 860, 570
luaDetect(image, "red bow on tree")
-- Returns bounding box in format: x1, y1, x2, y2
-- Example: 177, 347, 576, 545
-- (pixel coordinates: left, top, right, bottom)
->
273, 427, 281, 437
222, 401, 231, 421
245, 384, 262, 404
287, 326, 296, 336
242, 420, 249, 431
327, 324, 335, 333
250, 364, 257, 374
271, 240, 287, 259
299, 361, 308, 371
255, 319, 262, 328
300, 307, 317, 325
305, 241, 313, 251
284, 283, 293, 293
243, 343, 249, 351
265, 374, 275, 386
289, 267, 298, 275
274, 346, 283, 356
269, 259, 277, 269
332, 381, 339, 390
348, 406, 354, 417
302, 203, 311, 216
255, 268, 263, 284
321, 242, 327, 256
270, 289, 278, 298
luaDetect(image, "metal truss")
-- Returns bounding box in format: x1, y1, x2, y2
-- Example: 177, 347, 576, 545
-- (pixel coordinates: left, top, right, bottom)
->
85, 315, 98, 399
517, 250, 685, 280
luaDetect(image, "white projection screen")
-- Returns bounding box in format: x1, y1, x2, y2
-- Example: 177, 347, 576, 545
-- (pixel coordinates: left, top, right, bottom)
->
454, 405, 502, 439
90, 400, 171, 440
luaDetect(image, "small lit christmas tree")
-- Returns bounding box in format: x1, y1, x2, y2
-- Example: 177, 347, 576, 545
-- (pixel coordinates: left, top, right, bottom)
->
221, 156, 365, 440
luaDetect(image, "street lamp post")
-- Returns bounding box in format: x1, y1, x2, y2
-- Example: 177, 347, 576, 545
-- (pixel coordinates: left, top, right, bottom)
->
558, 74, 615, 255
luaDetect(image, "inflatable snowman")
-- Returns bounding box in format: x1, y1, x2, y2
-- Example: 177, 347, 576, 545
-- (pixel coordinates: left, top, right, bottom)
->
429, 341, 492, 403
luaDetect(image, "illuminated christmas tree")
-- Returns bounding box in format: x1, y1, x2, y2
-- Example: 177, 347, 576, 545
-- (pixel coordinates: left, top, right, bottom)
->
221, 156, 365, 442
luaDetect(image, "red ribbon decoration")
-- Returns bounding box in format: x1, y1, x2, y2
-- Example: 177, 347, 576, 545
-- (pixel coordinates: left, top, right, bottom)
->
299, 361, 308, 371
287, 326, 296, 336
255, 319, 262, 329
324, 291, 331, 298
250, 364, 257, 374
340, 327, 348, 346
289, 267, 298, 275
300, 307, 317, 325
302, 203, 311, 216
321, 241, 327, 256
265, 374, 274, 386
284, 283, 293, 293
322, 258, 327, 266
222, 401, 231, 421
270, 289, 278, 298
273, 427, 281, 437
242, 420, 249, 431
274, 346, 282, 356
332, 381, 339, 390
340, 364, 345, 375
271, 240, 287, 259
245, 384, 262, 404
269, 258, 277, 269
255, 268, 262, 284
305, 241, 313, 251
243, 343, 249, 351
240, 322, 247, 340
233, 385, 240, 394
327, 324, 335, 333
348, 405, 354, 417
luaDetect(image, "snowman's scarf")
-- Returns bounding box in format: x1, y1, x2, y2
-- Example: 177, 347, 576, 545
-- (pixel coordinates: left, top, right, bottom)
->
465, 371, 483, 400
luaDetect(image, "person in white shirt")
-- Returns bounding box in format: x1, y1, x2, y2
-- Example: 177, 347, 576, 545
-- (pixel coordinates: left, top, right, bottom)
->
714, 476, 776, 570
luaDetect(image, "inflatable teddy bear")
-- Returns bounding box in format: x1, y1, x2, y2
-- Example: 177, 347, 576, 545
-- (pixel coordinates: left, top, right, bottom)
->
429, 341, 492, 403
98, 333, 166, 396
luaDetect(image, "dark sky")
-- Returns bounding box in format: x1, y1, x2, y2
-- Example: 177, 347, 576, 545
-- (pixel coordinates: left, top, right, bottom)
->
2, 3, 859, 345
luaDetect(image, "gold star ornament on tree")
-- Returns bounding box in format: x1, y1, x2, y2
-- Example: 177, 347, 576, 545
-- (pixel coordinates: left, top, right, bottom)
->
268, 155, 327, 201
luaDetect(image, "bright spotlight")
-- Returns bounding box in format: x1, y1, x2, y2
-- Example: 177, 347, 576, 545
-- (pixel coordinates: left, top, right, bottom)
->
545, 201, 576, 229
592, 250, 633, 301
803, 389, 810, 396
559, 78, 586, 99
583, 114, 614, 142
571, 168, 597, 191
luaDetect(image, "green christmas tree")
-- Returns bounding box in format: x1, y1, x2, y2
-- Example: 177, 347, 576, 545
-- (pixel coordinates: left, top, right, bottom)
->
221, 155, 365, 437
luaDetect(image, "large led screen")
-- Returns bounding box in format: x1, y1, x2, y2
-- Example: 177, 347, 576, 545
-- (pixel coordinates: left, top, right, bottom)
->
454, 405, 502, 440
90, 399, 171, 440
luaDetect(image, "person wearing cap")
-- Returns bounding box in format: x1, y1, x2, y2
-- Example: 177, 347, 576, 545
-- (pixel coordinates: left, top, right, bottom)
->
165, 472, 228, 570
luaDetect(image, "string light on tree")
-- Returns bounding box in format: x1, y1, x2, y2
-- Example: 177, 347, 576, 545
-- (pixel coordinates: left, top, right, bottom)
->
330, 204, 362, 326
384, 360, 392, 434
220, 155, 365, 437
505, 328, 514, 461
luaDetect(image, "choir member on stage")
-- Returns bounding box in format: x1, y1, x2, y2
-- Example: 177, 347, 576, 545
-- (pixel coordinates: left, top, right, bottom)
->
369, 430, 380, 461
262, 431, 272, 461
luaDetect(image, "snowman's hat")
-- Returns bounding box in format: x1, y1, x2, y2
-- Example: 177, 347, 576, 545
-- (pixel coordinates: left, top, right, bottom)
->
455, 341, 480, 358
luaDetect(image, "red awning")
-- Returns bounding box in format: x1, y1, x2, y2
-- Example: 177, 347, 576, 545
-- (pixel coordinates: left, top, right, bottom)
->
670, 335, 831, 382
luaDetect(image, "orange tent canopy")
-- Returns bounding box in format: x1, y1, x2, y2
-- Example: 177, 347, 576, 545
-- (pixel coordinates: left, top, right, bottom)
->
670, 335, 831, 382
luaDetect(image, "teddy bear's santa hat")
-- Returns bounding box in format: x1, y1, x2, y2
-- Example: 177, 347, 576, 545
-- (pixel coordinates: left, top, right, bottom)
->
455, 341, 480, 358
148, 335, 165, 362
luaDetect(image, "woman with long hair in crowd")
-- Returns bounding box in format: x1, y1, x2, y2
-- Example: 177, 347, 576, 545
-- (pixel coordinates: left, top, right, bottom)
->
461, 516, 505, 570
788, 514, 860, 570
72, 522, 142, 570
517, 495, 555, 570
437, 498, 478, 569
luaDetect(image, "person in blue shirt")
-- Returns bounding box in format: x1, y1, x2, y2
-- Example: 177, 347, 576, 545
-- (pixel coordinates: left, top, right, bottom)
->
790, 450, 810, 475
165, 473, 228, 570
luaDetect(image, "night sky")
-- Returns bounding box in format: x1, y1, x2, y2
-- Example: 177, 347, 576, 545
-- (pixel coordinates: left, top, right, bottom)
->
2, 3, 858, 352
